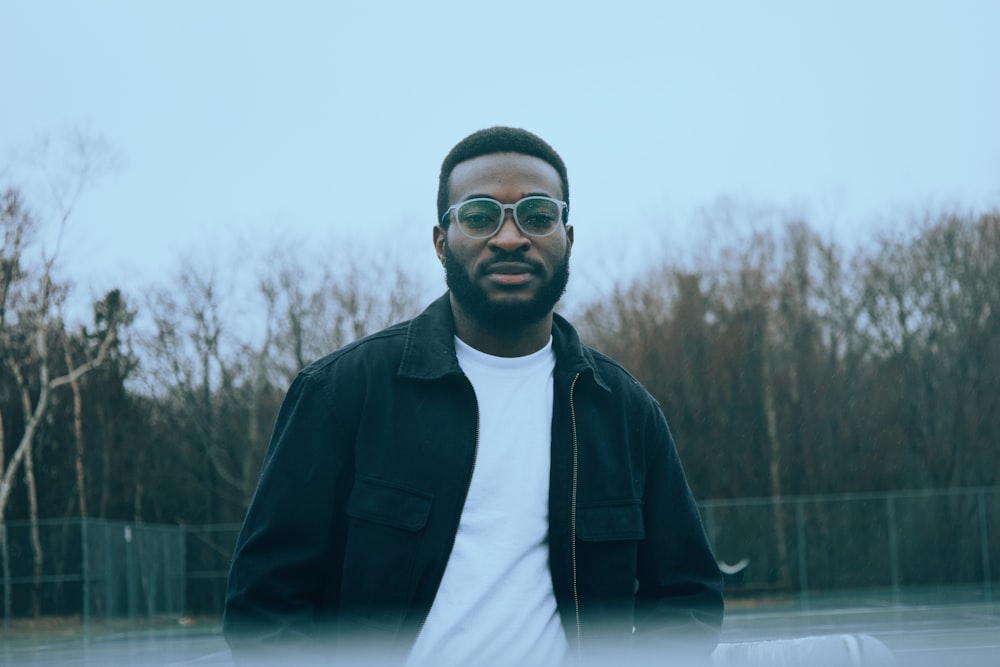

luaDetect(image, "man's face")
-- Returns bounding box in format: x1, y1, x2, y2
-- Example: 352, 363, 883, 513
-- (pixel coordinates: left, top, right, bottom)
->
434, 152, 573, 331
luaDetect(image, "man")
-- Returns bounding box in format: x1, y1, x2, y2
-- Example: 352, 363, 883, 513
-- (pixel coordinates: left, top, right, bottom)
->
224, 127, 724, 666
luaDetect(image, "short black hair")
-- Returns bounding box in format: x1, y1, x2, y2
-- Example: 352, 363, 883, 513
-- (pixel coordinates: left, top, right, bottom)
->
437, 126, 569, 225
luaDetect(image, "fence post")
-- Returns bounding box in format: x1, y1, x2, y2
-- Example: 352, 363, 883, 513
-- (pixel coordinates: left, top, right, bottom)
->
1, 522, 9, 638
180, 524, 188, 615
886, 495, 900, 601
81, 517, 89, 636
978, 489, 993, 607
104, 521, 112, 623
125, 524, 136, 622
795, 499, 809, 606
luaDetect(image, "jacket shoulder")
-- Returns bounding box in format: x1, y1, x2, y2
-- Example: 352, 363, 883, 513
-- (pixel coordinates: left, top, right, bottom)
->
298, 319, 411, 381
584, 344, 648, 389
578, 344, 669, 416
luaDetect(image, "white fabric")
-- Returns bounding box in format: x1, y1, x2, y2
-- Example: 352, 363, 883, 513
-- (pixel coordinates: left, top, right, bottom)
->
711, 633, 897, 667
405, 336, 567, 667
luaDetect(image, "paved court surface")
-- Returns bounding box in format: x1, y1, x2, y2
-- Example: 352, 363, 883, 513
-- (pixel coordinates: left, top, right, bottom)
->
720, 589, 998, 666
1, 589, 997, 666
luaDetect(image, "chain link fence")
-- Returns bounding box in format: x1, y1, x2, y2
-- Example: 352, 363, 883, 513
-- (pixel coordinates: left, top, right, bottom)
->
703, 486, 998, 603
0, 519, 188, 635
2, 487, 996, 635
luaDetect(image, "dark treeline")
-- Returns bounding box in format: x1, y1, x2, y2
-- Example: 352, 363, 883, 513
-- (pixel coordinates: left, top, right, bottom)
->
577, 215, 1000, 500
2, 178, 999, 612
3, 194, 998, 522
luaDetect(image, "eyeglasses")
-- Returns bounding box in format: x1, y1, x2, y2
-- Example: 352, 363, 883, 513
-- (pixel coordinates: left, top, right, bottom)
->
441, 196, 568, 239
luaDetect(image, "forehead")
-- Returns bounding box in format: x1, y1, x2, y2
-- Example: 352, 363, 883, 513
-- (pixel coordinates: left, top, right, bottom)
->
448, 152, 563, 203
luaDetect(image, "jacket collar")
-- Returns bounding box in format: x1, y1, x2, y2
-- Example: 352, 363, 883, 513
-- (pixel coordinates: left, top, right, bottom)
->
398, 292, 610, 392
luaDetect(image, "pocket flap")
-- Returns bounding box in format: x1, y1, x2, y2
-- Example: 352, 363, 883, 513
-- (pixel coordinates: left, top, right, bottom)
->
346, 476, 433, 531
576, 500, 645, 541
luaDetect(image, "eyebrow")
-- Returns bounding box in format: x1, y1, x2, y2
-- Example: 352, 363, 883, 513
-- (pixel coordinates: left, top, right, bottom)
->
460, 192, 556, 202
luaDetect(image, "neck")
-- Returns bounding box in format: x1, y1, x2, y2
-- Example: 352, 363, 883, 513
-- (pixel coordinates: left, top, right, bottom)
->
450, 295, 553, 358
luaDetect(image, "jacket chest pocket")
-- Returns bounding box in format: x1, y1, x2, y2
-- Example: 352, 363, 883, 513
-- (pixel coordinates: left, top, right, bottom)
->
341, 476, 434, 631
575, 499, 645, 600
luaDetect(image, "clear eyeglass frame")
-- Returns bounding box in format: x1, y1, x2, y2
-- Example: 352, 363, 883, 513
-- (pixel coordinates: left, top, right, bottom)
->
441, 196, 568, 239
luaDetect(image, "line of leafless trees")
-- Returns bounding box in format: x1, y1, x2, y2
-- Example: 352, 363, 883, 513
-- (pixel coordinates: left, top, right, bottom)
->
1, 139, 998, 618
578, 212, 999, 499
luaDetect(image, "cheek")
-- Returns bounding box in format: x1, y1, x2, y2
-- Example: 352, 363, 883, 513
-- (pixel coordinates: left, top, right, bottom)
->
443, 237, 477, 271
542, 237, 572, 262
445, 235, 481, 259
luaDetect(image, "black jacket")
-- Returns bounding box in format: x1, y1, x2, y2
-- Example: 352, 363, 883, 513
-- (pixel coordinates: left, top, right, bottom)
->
224, 294, 723, 663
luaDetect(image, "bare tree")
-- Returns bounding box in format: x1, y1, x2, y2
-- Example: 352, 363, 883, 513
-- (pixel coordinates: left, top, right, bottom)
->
0, 130, 120, 621
0, 197, 124, 622
858, 212, 1000, 488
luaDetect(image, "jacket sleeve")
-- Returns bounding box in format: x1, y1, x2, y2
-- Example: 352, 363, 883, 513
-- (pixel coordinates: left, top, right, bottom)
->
223, 368, 356, 662
633, 398, 724, 661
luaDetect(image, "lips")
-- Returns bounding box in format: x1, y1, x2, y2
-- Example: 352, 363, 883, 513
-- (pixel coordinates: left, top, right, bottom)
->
486, 261, 537, 274
483, 260, 538, 286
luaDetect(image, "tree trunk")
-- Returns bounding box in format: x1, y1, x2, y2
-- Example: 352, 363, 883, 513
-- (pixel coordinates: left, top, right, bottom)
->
24, 443, 44, 618
0, 409, 10, 638
763, 344, 792, 589
133, 441, 146, 523
0, 358, 50, 532
65, 342, 89, 518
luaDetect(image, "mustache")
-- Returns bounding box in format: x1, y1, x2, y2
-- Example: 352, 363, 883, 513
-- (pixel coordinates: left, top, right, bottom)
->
441, 240, 549, 277
479, 252, 543, 273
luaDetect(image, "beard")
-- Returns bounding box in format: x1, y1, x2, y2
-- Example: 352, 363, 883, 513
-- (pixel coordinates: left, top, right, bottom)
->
443, 240, 570, 332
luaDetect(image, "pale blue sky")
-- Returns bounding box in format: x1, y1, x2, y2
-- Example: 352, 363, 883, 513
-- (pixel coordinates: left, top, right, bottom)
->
3, 0, 999, 309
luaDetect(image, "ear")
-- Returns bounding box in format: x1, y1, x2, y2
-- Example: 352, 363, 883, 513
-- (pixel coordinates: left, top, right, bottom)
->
433, 225, 447, 265
565, 224, 574, 256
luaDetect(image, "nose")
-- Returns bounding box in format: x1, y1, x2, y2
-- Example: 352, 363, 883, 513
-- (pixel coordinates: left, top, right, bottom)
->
489, 209, 530, 250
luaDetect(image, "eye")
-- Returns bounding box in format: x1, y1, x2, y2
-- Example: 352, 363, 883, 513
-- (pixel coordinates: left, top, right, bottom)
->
517, 199, 560, 233
522, 212, 557, 230
457, 200, 501, 233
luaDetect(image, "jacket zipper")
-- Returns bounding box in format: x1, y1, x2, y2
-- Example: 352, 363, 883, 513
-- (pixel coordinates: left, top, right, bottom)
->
569, 372, 581, 658
414, 381, 480, 641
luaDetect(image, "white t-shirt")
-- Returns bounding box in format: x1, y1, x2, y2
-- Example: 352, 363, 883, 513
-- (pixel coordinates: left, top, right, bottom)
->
405, 336, 567, 667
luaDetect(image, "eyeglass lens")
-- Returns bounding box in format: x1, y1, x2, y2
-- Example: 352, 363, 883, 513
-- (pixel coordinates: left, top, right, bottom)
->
455, 198, 562, 237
